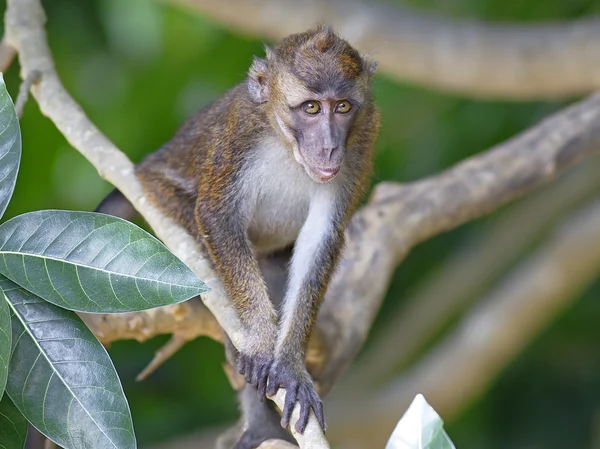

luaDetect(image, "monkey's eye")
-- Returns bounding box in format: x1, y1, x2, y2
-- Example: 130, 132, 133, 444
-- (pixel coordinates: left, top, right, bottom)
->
303, 101, 321, 115
335, 100, 352, 114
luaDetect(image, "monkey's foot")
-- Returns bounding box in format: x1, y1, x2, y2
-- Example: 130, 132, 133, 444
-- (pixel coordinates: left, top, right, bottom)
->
237, 352, 273, 398
266, 361, 325, 433
232, 427, 297, 449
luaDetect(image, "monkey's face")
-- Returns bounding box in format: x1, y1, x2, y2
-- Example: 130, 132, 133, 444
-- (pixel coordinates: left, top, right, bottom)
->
282, 97, 358, 184
247, 25, 377, 183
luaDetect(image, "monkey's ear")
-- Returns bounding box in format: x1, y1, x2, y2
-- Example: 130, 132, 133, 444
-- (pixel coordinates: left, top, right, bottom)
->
264, 45, 275, 61
362, 54, 378, 76
248, 56, 269, 103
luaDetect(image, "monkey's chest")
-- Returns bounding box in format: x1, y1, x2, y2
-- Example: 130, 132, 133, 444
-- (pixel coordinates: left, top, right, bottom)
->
248, 185, 311, 255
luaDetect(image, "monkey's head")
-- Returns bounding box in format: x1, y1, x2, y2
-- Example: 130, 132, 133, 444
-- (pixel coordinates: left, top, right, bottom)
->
247, 25, 377, 184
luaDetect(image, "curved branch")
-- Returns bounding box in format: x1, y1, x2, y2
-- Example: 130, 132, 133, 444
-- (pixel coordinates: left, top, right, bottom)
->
344, 158, 600, 389
166, 0, 600, 99
4, 1, 328, 447
327, 198, 600, 447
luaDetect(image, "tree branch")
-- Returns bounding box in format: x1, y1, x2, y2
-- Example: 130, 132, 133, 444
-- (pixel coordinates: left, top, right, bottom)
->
344, 157, 600, 389
327, 198, 600, 448
166, 0, 600, 99
4, 1, 328, 447
0, 36, 16, 73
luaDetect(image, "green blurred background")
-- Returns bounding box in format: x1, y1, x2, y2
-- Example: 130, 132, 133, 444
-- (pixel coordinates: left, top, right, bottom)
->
2, 0, 600, 447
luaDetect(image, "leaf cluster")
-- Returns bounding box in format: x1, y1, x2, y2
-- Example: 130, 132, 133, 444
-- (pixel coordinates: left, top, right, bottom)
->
0, 74, 209, 449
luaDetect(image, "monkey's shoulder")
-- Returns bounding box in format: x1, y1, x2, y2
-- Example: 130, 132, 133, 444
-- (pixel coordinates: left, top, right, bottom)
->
136, 82, 264, 184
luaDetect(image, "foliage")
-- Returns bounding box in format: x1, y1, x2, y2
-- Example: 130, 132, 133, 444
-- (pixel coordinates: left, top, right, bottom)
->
0, 393, 27, 449
0, 75, 208, 449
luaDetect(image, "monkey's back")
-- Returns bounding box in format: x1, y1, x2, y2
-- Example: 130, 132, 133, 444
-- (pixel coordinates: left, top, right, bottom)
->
135, 83, 269, 239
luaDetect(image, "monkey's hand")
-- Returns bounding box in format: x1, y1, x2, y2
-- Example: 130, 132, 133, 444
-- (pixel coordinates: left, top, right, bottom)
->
237, 349, 274, 398
266, 358, 325, 433
236, 325, 277, 399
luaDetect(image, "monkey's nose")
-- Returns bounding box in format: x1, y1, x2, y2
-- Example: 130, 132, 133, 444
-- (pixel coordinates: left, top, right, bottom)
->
321, 147, 338, 160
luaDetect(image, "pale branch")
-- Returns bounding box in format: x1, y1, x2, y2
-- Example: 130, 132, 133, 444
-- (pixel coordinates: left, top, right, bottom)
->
166, 0, 600, 100
4, 1, 328, 447
80, 300, 223, 345
14, 69, 39, 118
344, 157, 600, 389
0, 36, 16, 73
326, 198, 600, 448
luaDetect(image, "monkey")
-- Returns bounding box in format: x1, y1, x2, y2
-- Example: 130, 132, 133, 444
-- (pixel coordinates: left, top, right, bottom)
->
97, 25, 379, 448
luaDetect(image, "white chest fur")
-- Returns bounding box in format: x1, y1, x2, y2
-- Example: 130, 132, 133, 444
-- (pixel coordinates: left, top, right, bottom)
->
241, 139, 333, 254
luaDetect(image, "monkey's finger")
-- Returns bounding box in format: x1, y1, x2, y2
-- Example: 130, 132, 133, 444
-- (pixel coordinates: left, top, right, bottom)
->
295, 391, 311, 434
266, 375, 279, 397
236, 355, 249, 376
256, 364, 269, 399
315, 399, 326, 431
249, 362, 260, 388
280, 383, 298, 429
241, 363, 253, 385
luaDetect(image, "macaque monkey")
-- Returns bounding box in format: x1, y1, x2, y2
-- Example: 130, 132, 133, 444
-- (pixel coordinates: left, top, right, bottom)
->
97, 25, 379, 448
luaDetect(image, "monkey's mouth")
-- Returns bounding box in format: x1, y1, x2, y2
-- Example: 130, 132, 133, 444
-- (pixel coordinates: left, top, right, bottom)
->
314, 166, 340, 182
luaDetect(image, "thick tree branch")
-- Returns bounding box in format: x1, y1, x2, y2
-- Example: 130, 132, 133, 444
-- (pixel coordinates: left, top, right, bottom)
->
327, 198, 600, 448
166, 0, 600, 99
4, 1, 328, 447
80, 300, 223, 345
345, 158, 600, 388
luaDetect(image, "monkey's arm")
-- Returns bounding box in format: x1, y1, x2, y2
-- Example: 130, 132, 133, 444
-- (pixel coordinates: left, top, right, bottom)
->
195, 198, 279, 394
266, 194, 344, 433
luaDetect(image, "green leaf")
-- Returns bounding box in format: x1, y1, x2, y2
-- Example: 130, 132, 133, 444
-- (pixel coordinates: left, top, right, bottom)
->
0, 210, 209, 313
0, 73, 22, 221
0, 394, 27, 449
386, 394, 456, 449
0, 287, 10, 398
2, 275, 136, 449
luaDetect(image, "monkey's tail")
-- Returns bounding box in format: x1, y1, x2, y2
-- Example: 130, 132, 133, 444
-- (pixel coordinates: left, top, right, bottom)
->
95, 188, 138, 221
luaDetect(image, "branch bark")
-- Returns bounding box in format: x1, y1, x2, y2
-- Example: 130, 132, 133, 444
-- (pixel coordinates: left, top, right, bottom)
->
344, 157, 600, 389
327, 198, 600, 448
166, 0, 600, 99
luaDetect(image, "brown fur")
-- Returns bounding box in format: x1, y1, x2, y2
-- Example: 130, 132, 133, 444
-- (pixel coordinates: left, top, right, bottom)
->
133, 25, 380, 445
